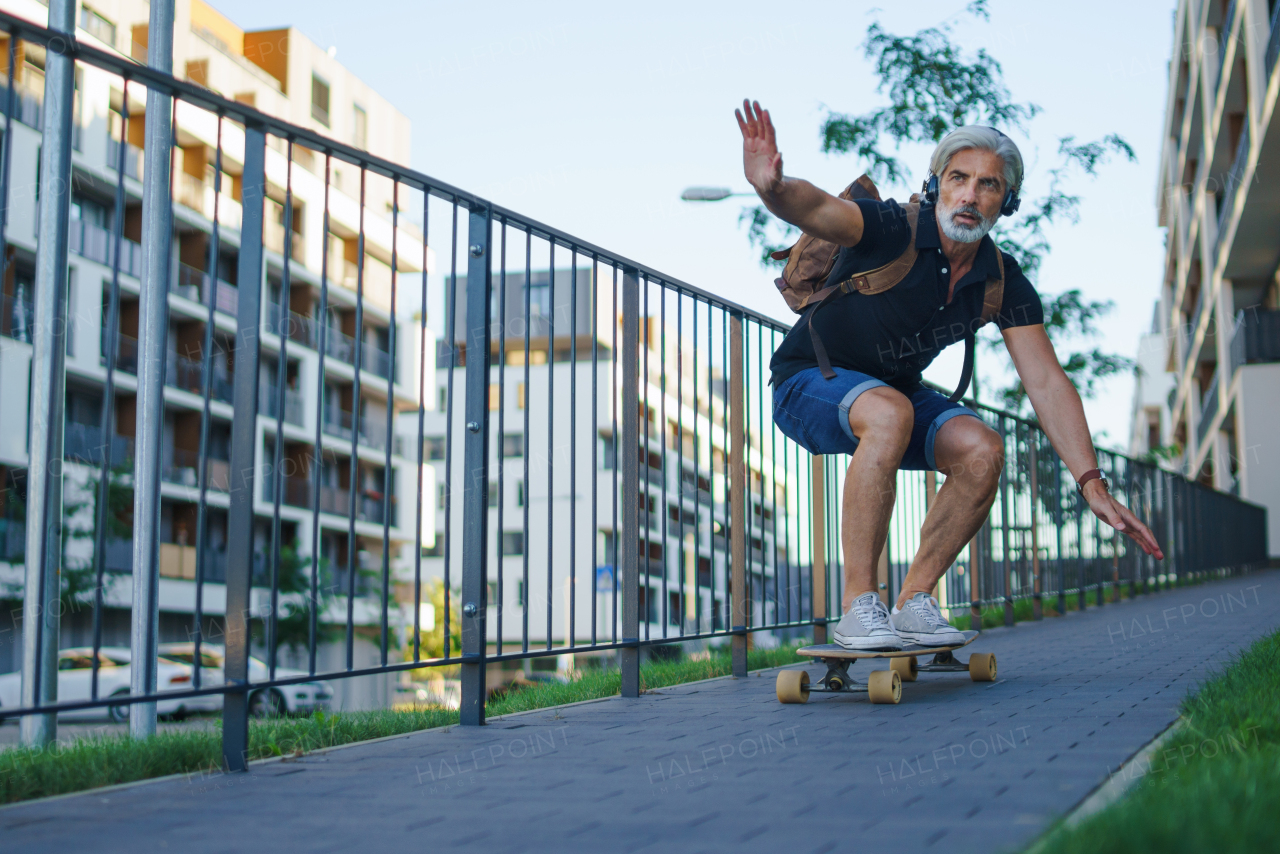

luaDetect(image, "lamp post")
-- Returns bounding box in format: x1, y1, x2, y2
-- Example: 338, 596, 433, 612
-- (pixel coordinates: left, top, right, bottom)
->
679, 187, 754, 202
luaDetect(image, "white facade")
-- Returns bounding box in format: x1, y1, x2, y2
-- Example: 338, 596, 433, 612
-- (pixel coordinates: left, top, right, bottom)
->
1143, 0, 1280, 555
0, 0, 434, 707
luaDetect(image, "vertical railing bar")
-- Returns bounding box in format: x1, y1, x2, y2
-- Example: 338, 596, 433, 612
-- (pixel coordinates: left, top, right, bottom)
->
267, 135, 295, 681
721, 308, 729, 636
611, 263, 618, 645
643, 275, 650, 641
545, 241, 555, 651
676, 289, 684, 636
521, 227, 531, 653
691, 296, 701, 635
569, 249, 577, 648
307, 153, 332, 676
619, 265, 640, 696
343, 167, 369, 671
765, 324, 777, 627
443, 200, 459, 660
379, 179, 400, 666
495, 219, 507, 655
90, 76, 131, 702
192, 110, 224, 687
659, 284, 668, 637
728, 313, 747, 676
591, 255, 599, 646
412, 190, 429, 662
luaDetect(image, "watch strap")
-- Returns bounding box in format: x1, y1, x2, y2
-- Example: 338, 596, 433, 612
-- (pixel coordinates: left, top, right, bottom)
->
1076, 468, 1108, 494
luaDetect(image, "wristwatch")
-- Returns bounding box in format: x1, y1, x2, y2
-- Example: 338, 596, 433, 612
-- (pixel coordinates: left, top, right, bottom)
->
1076, 468, 1109, 495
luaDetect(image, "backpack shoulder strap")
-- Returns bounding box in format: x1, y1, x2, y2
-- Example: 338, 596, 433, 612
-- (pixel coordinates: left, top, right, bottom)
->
836, 203, 922, 296
979, 246, 1005, 327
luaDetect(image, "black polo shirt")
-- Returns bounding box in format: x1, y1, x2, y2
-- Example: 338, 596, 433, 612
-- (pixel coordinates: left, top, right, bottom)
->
769, 198, 1044, 389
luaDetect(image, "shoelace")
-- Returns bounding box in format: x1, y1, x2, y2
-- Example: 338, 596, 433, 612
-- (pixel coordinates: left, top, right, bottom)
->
909, 595, 950, 629
854, 596, 892, 631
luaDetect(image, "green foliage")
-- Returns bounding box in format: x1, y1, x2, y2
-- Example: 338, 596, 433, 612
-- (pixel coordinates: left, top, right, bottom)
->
258, 539, 340, 655
406, 578, 461, 662
743, 7, 1136, 408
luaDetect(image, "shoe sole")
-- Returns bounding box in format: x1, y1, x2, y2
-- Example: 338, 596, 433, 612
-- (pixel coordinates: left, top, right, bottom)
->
832, 633, 904, 652
894, 630, 965, 647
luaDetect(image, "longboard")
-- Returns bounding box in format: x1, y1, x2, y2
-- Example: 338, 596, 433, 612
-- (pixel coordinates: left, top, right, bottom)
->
777, 630, 995, 705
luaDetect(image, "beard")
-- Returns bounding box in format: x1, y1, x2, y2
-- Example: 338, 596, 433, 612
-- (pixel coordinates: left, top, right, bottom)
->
937, 198, 996, 243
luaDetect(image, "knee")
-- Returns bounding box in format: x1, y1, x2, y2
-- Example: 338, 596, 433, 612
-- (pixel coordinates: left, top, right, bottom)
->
945, 422, 1005, 490
849, 388, 914, 448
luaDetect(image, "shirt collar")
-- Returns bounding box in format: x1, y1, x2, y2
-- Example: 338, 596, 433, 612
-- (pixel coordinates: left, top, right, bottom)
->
916, 204, 1000, 289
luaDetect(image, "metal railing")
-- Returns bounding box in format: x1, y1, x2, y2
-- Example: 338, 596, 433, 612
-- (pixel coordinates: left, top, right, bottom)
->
0, 10, 1266, 768
1196, 371, 1220, 447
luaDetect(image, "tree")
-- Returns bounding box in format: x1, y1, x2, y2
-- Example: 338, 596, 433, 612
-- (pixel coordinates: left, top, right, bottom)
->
743, 2, 1134, 412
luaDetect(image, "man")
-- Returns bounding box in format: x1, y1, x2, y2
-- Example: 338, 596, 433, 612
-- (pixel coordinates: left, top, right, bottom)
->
736, 100, 1164, 651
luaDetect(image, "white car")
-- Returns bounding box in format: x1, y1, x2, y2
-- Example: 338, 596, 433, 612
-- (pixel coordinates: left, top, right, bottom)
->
157, 643, 334, 717
0, 647, 195, 723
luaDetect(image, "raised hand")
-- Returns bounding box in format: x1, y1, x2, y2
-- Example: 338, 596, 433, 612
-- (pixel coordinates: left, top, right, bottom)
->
1082, 481, 1165, 560
735, 99, 783, 195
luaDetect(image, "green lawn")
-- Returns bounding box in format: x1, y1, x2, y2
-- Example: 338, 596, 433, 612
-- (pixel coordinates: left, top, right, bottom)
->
1029, 628, 1280, 854
0, 641, 806, 805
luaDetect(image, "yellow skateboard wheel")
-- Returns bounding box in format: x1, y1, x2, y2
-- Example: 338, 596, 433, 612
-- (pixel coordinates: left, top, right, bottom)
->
968, 652, 997, 682
776, 669, 810, 704
867, 669, 902, 704
890, 656, 918, 682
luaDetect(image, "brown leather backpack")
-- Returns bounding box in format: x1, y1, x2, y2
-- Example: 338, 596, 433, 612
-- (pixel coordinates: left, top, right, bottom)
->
770, 174, 1004, 402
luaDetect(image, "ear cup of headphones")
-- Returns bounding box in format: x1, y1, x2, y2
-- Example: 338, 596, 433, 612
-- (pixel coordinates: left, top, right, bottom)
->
1000, 188, 1020, 217
923, 174, 939, 205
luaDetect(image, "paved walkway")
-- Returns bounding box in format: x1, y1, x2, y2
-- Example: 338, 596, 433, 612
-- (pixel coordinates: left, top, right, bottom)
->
2, 571, 1277, 854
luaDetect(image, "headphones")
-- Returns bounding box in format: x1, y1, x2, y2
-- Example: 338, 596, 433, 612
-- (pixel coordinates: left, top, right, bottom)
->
922, 127, 1021, 217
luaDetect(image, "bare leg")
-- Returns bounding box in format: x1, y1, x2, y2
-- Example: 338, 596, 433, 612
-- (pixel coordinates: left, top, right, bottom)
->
895, 415, 1004, 610
840, 387, 914, 613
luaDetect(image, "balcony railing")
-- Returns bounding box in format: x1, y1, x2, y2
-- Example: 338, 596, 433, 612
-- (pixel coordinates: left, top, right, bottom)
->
100, 330, 139, 373
1, 291, 33, 342
261, 384, 305, 427
162, 447, 230, 491
264, 217, 304, 261
64, 422, 134, 466
0, 80, 43, 128
167, 349, 233, 403
69, 218, 144, 278
106, 136, 142, 180
174, 262, 239, 314
1230, 308, 1280, 369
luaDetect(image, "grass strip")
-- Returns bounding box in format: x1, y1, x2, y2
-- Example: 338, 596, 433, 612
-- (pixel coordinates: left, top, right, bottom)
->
1030, 628, 1280, 854
0, 641, 805, 805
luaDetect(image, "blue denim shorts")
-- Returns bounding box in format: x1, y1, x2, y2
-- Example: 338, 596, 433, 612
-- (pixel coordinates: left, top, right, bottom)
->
772, 367, 979, 471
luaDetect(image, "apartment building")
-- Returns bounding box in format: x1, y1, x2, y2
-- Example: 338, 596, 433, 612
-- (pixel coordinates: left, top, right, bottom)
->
0, 0, 432, 708
408, 270, 800, 667
1137, 0, 1280, 556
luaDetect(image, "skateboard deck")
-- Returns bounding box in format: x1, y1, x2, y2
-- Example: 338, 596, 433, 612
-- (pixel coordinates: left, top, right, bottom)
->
778, 630, 995, 706
797, 630, 980, 660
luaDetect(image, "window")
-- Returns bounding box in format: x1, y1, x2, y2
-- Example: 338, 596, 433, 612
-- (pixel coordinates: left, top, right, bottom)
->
423, 437, 446, 461
437, 482, 447, 510
488, 482, 499, 507
311, 75, 331, 126
79, 6, 117, 46
352, 105, 368, 149
438, 387, 448, 413
502, 433, 524, 457
515, 480, 524, 507
501, 531, 523, 556
422, 538, 444, 557
599, 434, 615, 469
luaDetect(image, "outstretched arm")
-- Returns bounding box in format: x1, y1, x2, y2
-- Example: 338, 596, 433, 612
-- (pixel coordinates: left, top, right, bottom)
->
736, 99, 865, 246
1003, 323, 1165, 559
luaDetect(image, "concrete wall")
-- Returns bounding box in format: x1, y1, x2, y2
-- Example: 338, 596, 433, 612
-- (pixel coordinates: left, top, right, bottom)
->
1237, 362, 1280, 556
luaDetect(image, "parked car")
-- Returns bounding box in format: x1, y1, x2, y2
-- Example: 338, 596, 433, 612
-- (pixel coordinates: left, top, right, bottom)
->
0, 647, 194, 723
157, 643, 334, 717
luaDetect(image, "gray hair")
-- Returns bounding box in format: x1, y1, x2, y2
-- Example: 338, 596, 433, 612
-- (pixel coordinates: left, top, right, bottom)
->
928, 126, 1024, 193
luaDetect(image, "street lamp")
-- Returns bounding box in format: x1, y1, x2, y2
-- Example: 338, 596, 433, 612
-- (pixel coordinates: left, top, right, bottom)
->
679, 186, 755, 202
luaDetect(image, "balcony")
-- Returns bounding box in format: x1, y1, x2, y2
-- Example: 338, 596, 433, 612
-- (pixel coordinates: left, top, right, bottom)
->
1230, 309, 1280, 373
166, 349, 233, 403
264, 216, 304, 262
323, 407, 353, 441
64, 422, 134, 466
0, 80, 43, 128
174, 174, 243, 230
175, 262, 239, 315
106, 137, 142, 181
260, 384, 305, 427
162, 447, 230, 491
1196, 371, 1220, 447
0, 516, 23, 563
262, 474, 313, 509
69, 219, 144, 278
100, 330, 139, 373
265, 303, 321, 350
1, 291, 33, 343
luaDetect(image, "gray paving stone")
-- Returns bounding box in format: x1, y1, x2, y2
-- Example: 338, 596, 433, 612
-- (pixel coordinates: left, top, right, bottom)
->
0, 571, 1276, 854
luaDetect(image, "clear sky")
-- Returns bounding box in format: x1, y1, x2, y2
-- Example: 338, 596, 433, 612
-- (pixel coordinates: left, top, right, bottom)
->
214, 0, 1177, 450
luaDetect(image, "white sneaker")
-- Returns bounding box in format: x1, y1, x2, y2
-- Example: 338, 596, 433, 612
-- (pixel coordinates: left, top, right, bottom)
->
890, 592, 965, 646
832, 592, 904, 651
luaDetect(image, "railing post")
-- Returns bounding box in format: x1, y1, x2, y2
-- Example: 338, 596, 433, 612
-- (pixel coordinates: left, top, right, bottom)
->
728, 313, 747, 677
999, 418, 1014, 627
969, 528, 982, 631
459, 204, 492, 725
619, 266, 640, 697
19, 0, 76, 749
810, 457, 826, 645
128, 0, 176, 741
222, 125, 266, 770
1030, 438, 1042, 619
